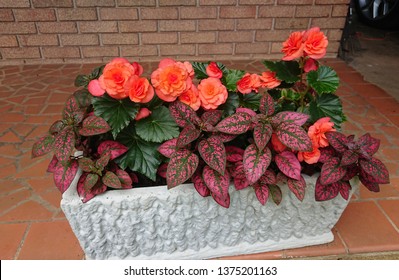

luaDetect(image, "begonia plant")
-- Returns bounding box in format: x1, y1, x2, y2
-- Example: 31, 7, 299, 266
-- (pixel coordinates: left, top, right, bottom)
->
32, 27, 390, 207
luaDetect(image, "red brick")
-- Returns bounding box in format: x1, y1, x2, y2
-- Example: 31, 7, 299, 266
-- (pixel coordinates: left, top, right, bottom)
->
42, 47, 80, 58
255, 30, 291, 42
236, 42, 270, 54
13, 8, 56, 22
142, 33, 178, 44
79, 21, 118, 33
220, 6, 256, 18
141, 7, 178, 19
159, 0, 196, 5
118, 0, 156, 6
274, 18, 310, 29
0, 36, 18, 47
100, 8, 138, 20
1, 48, 40, 59
236, 19, 273, 30
327, 29, 344, 41
159, 20, 196, 31
180, 32, 216, 43
1, 0, 30, 7
61, 34, 99, 46
57, 8, 98, 21
311, 17, 346, 29
37, 22, 77, 33
277, 0, 313, 4
119, 21, 157, 32
332, 4, 349, 17
259, 6, 295, 18
239, 0, 274, 4
76, 0, 115, 6
160, 44, 196, 56
271, 42, 283, 53
32, 0, 73, 7
19, 35, 59, 46
101, 34, 139, 45
296, 5, 332, 17
198, 19, 235, 31
200, 0, 236, 5
120, 45, 158, 57
315, 0, 348, 4
198, 43, 233, 55
0, 9, 14, 21
0, 23, 37, 35
218, 31, 254, 43
82, 46, 119, 58
180, 7, 217, 19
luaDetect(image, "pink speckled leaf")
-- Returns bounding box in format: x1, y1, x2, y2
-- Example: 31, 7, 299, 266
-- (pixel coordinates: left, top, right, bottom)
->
211, 192, 230, 208
320, 157, 347, 185
232, 162, 250, 190
32, 134, 55, 158
287, 175, 306, 201
339, 181, 351, 200
78, 157, 95, 173
203, 165, 230, 207
177, 125, 201, 148
116, 169, 132, 188
158, 138, 178, 158
268, 184, 282, 205
63, 96, 81, 120
357, 133, 380, 156
192, 168, 210, 197
84, 173, 99, 191
215, 112, 252, 135
102, 171, 122, 189
95, 152, 110, 171
259, 93, 275, 116
77, 173, 107, 203
341, 150, 358, 166
275, 123, 312, 152
226, 146, 244, 163
54, 127, 76, 164
167, 149, 199, 189
212, 132, 237, 143
319, 146, 336, 163
359, 169, 380, 192
53, 159, 78, 193
342, 164, 358, 181
359, 158, 390, 184
169, 101, 201, 127
262, 169, 276, 184
47, 155, 59, 173
315, 177, 340, 201
275, 151, 301, 180
79, 115, 111, 136
201, 110, 223, 126
253, 122, 272, 151
325, 131, 348, 153
243, 144, 272, 184
49, 120, 65, 134
272, 111, 309, 126
198, 136, 226, 175
97, 140, 128, 159
253, 181, 269, 205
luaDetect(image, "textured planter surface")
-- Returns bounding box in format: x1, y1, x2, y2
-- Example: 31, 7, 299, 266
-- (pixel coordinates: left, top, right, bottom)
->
61, 170, 356, 260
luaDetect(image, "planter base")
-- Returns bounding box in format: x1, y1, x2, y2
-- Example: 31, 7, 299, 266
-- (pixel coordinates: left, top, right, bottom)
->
61, 170, 354, 260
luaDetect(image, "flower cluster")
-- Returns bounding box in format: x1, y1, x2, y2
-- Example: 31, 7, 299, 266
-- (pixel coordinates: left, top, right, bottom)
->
32, 27, 390, 207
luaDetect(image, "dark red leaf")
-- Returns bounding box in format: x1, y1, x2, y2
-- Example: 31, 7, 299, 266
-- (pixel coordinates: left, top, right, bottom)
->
275, 151, 301, 180
253, 122, 272, 151
79, 115, 111, 136
211, 192, 230, 208
315, 177, 340, 201
198, 136, 226, 175
341, 150, 359, 166
97, 140, 128, 159
157, 163, 168, 179
95, 152, 110, 171
192, 168, 210, 197
287, 175, 306, 201
169, 101, 201, 128
325, 131, 348, 153
320, 157, 347, 185
116, 169, 132, 188
243, 144, 272, 184
268, 184, 282, 205
225, 146, 244, 163
158, 138, 178, 158
276, 172, 288, 184
54, 127, 76, 164
253, 181, 269, 205
53, 159, 79, 193
177, 125, 201, 148
203, 165, 230, 207
261, 169, 276, 184
167, 149, 199, 189
47, 155, 59, 173
215, 112, 252, 135
342, 164, 359, 181
32, 135, 55, 158
201, 110, 223, 126
78, 157, 95, 173
359, 158, 390, 184
357, 133, 380, 156
359, 172, 380, 192
77, 174, 107, 203
259, 93, 275, 116
232, 162, 250, 190
275, 123, 312, 152
272, 111, 309, 126
102, 171, 122, 189
339, 181, 351, 200
319, 146, 336, 163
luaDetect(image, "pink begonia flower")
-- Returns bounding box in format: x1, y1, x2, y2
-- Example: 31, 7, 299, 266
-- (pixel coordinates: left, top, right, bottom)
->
88, 79, 105, 97
304, 58, 318, 73
135, 108, 152, 121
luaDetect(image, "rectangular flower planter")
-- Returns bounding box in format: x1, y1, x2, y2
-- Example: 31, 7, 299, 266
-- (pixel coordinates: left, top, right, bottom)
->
61, 170, 355, 260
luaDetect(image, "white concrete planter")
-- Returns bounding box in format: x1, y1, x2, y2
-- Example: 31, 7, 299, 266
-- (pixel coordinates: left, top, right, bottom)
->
61, 169, 356, 260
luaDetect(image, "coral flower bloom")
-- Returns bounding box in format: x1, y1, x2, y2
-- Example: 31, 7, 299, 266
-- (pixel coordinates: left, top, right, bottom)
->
259, 71, 281, 89
206, 62, 223, 78
281, 31, 304, 61
125, 76, 154, 103
178, 84, 201, 111
303, 27, 328, 60
308, 117, 336, 148
298, 145, 321, 164
237, 73, 261, 94
198, 77, 228, 110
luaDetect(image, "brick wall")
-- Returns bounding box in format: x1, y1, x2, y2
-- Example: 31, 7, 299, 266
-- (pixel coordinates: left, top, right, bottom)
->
0, 0, 349, 65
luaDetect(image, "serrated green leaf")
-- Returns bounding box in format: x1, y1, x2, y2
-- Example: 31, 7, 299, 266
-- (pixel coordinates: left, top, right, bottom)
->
307, 66, 339, 94
192, 61, 208, 80
219, 92, 239, 117
74, 74, 90, 87
309, 93, 344, 130
116, 125, 161, 181
240, 93, 261, 110
263, 61, 300, 83
135, 106, 179, 143
89, 65, 105, 80
92, 94, 140, 139
224, 69, 245, 92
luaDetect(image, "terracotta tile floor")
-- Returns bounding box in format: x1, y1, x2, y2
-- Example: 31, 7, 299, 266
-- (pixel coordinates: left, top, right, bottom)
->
1, 59, 398, 260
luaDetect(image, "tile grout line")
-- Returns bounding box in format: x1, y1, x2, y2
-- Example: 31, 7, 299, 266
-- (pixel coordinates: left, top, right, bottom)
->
374, 200, 399, 234
14, 222, 31, 260
334, 227, 350, 255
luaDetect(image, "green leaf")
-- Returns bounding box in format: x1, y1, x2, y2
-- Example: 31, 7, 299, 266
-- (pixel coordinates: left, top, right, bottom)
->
240, 93, 261, 110
89, 65, 105, 80
224, 69, 245, 92
309, 93, 344, 129
73, 89, 92, 109
219, 92, 239, 117
74, 74, 90, 87
146, 94, 164, 110
92, 94, 140, 139
135, 106, 179, 143
307, 66, 339, 94
263, 61, 300, 83
116, 125, 161, 181
192, 61, 209, 80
